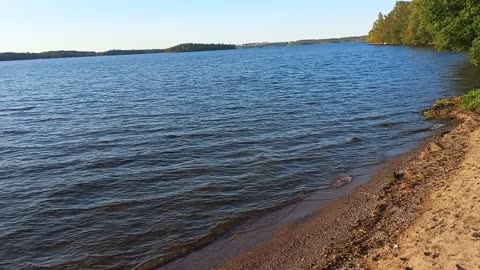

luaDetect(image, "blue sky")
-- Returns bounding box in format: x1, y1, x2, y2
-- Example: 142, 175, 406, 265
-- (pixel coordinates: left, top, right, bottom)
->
1, 0, 399, 52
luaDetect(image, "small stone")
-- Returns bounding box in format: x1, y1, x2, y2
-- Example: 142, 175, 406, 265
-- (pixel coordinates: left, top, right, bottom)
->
335, 175, 353, 188
432, 253, 440, 259
472, 232, 480, 238
405, 267, 414, 270
424, 251, 432, 256
394, 170, 405, 181
400, 257, 409, 262
456, 264, 466, 270
429, 142, 444, 152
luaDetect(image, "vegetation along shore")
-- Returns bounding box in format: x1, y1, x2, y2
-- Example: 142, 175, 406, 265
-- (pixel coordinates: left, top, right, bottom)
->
368, 0, 480, 65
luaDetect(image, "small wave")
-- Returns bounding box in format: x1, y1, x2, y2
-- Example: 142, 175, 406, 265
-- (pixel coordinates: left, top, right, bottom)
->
194, 184, 226, 193
132, 216, 245, 270
34, 116, 73, 123
0, 106, 36, 112
398, 127, 432, 136
83, 158, 135, 170
35, 199, 145, 218
2, 129, 32, 135
345, 136, 362, 143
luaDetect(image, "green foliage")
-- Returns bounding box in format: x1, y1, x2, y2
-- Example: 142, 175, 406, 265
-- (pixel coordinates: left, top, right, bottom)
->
421, 0, 479, 52
403, 0, 433, 45
369, 0, 480, 65
460, 89, 480, 112
165, 43, 236, 53
368, 2, 424, 45
470, 38, 480, 66
368, 12, 387, 44
423, 97, 458, 119
387, 1, 412, 44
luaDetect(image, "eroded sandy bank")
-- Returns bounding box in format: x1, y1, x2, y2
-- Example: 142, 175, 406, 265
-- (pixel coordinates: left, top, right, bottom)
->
372, 122, 480, 269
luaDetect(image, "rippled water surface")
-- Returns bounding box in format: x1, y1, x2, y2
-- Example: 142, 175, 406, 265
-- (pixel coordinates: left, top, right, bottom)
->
1, 43, 478, 269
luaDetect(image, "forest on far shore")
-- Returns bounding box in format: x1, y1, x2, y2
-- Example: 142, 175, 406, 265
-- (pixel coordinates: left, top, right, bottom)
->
0, 44, 235, 62
368, 0, 480, 66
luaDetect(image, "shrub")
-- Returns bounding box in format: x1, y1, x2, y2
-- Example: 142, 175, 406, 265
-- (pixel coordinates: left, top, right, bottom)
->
460, 89, 480, 113
470, 38, 480, 66
423, 97, 457, 119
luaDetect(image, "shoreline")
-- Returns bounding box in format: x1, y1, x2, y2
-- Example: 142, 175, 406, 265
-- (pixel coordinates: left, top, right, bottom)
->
156, 159, 391, 270
211, 102, 479, 269
157, 127, 442, 270
373, 116, 480, 269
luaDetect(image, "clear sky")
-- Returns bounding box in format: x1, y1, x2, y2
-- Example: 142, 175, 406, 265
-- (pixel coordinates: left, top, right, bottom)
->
1, 0, 399, 52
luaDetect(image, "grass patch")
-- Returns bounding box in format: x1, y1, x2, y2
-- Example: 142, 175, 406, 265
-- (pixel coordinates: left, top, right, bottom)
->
423, 97, 458, 119
460, 89, 480, 113
433, 98, 453, 108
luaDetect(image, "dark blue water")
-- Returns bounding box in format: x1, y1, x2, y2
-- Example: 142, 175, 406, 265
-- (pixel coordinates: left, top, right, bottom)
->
0, 43, 478, 269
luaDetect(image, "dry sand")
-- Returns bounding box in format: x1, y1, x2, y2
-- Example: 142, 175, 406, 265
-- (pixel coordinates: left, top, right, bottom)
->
372, 128, 480, 269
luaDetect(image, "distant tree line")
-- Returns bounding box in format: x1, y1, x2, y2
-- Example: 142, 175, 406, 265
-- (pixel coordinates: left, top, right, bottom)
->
368, 0, 480, 66
0, 51, 96, 61
292, 36, 367, 46
0, 44, 237, 61
0, 50, 167, 61
165, 43, 237, 53
101, 49, 165, 56
238, 36, 367, 48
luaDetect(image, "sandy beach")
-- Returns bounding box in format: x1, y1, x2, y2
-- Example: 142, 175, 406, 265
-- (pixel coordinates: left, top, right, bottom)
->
372, 121, 480, 269
214, 101, 480, 269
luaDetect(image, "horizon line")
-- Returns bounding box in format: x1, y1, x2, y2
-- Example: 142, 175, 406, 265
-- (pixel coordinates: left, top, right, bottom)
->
0, 35, 368, 54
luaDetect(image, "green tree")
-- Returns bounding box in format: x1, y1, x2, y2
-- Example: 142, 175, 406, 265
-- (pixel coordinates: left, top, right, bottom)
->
421, 0, 480, 52
368, 12, 386, 44
367, 1, 413, 45
471, 37, 480, 66
387, 1, 412, 44
402, 0, 433, 45
368, 0, 480, 66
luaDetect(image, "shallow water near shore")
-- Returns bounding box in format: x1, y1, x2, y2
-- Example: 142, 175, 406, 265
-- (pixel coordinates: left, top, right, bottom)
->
1, 43, 480, 269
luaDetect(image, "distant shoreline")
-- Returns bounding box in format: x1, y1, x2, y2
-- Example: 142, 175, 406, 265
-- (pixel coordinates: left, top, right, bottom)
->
0, 36, 367, 62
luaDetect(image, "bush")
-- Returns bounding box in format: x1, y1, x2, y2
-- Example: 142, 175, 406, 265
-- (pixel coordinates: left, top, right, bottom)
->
470, 38, 480, 66
460, 89, 480, 112
423, 97, 458, 119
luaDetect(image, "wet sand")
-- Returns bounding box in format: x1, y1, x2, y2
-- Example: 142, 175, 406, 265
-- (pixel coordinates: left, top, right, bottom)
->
215, 104, 480, 269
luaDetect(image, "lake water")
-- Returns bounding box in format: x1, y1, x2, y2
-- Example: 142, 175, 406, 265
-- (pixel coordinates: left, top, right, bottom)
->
1, 43, 479, 269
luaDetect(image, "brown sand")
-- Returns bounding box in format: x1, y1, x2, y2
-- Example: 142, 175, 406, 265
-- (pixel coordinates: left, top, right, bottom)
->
215, 105, 480, 270
372, 127, 480, 269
